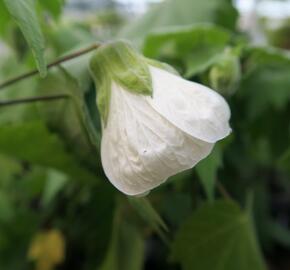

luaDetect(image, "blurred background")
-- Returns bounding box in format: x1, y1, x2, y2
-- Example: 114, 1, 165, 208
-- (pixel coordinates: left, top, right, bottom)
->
2, 0, 290, 53
1, 0, 290, 270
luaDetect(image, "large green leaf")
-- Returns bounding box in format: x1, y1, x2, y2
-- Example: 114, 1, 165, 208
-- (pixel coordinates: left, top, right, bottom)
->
120, 0, 237, 45
171, 201, 266, 270
4, 0, 47, 76
143, 24, 231, 77
0, 121, 96, 182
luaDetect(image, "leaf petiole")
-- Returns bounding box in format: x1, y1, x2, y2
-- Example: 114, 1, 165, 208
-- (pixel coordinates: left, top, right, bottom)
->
0, 94, 69, 107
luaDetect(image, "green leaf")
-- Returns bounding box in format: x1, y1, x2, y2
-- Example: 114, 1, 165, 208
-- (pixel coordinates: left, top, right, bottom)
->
265, 221, 290, 248
196, 144, 223, 201
171, 200, 266, 270
0, 1, 10, 36
120, 0, 237, 45
0, 154, 22, 186
60, 49, 94, 92
278, 146, 290, 172
42, 170, 68, 207
160, 193, 192, 227
4, 0, 47, 76
0, 52, 39, 124
59, 66, 102, 155
240, 47, 290, 120
37, 65, 101, 164
0, 121, 95, 182
38, 0, 64, 19
16, 167, 47, 200
128, 197, 168, 242
0, 191, 14, 223
143, 24, 231, 77
196, 137, 232, 201
237, 47, 290, 161
49, 24, 94, 55
100, 212, 145, 270
60, 183, 115, 268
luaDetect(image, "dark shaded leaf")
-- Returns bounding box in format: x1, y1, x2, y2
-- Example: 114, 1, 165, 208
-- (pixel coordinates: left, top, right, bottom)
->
171, 201, 266, 270
0, 121, 96, 181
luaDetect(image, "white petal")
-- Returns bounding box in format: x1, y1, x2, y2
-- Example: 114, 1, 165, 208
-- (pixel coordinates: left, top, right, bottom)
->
101, 83, 214, 195
147, 66, 231, 143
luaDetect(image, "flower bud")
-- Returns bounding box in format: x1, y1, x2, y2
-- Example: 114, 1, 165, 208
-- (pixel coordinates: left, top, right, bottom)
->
209, 48, 241, 96
89, 40, 231, 195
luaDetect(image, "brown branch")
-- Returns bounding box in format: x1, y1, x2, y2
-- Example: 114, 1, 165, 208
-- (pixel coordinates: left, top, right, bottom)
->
0, 94, 69, 107
216, 180, 234, 201
0, 43, 102, 90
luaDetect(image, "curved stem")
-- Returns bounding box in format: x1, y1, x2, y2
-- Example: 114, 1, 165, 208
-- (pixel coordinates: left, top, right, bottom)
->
217, 180, 233, 201
0, 43, 101, 90
0, 94, 69, 107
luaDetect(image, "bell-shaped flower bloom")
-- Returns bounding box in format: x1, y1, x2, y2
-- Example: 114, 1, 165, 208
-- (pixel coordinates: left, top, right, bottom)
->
89, 41, 231, 196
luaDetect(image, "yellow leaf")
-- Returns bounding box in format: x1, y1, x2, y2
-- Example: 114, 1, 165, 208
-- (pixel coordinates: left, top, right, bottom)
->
28, 229, 65, 270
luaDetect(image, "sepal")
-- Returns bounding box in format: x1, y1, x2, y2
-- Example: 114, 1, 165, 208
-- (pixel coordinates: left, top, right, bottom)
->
89, 40, 153, 124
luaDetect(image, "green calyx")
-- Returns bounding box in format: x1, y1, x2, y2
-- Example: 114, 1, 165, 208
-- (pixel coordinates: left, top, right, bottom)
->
89, 40, 153, 125
144, 57, 179, 75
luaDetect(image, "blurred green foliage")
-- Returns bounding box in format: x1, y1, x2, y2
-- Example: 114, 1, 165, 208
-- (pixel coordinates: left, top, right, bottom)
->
0, 0, 290, 269
263, 18, 290, 50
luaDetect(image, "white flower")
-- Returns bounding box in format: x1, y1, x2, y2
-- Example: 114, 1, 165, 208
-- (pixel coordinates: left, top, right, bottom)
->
90, 41, 231, 196
101, 66, 230, 195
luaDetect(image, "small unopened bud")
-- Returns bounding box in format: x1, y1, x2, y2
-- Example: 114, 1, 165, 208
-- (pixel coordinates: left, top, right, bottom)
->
209, 48, 241, 96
